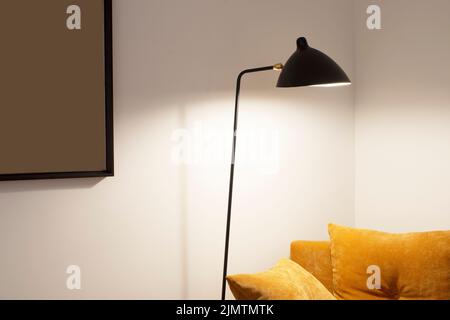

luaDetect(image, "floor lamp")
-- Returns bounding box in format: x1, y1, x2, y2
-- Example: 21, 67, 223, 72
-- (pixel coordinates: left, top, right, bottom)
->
221, 37, 351, 300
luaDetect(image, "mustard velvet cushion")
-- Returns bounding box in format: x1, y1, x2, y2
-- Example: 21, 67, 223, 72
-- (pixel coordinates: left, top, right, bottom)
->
290, 241, 333, 292
226, 259, 336, 300
328, 224, 450, 300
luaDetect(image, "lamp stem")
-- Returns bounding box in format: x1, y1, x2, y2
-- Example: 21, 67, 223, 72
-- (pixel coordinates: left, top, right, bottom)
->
221, 65, 279, 300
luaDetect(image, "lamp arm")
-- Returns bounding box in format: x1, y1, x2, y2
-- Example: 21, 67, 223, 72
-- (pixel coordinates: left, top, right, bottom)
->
221, 64, 283, 300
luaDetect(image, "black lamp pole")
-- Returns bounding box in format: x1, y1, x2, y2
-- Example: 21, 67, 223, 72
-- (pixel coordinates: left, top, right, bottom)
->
221, 64, 283, 301
220, 37, 351, 300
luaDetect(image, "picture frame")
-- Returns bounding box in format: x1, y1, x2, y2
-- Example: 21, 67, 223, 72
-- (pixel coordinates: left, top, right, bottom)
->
0, 0, 113, 181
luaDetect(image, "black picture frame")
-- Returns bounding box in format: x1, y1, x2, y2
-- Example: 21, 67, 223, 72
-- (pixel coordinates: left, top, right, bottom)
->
0, 0, 114, 182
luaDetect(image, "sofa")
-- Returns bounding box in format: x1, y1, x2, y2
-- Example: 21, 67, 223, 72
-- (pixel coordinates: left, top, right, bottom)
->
227, 224, 450, 300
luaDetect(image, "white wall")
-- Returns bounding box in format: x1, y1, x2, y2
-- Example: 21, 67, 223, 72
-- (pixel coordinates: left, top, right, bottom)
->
354, 0, 450, 232
0, 0, 355, 299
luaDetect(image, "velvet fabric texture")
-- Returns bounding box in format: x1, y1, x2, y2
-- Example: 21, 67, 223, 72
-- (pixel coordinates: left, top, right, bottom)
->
290, 241, 333, 292
328, 224, 450, 300
226, 259, 336, 300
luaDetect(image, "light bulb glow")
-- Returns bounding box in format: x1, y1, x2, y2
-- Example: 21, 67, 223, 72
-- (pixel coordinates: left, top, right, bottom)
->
309, 82, 352, 88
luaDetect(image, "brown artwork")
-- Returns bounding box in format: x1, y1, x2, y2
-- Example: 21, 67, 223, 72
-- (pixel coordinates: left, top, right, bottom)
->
0, 0, 113, 181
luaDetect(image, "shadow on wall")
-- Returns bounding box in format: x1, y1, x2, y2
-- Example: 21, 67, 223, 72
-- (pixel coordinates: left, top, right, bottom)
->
177, 104, 189, 299
0, 178, 103, 194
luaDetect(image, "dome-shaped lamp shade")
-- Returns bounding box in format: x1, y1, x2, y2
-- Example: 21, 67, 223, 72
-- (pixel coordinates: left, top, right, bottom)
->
277, 37, 351, 88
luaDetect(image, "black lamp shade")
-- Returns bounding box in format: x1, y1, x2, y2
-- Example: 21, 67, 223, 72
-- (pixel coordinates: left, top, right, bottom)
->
277, 37, 351, 88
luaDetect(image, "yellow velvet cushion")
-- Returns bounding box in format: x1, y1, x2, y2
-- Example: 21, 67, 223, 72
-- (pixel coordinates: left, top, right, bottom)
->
328, 224, 450, 300
226, 259, 336, 300
290, 241, 333, 292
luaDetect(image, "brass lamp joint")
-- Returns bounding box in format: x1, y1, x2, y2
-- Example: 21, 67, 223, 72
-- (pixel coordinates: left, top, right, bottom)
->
273, 63, 284, 71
